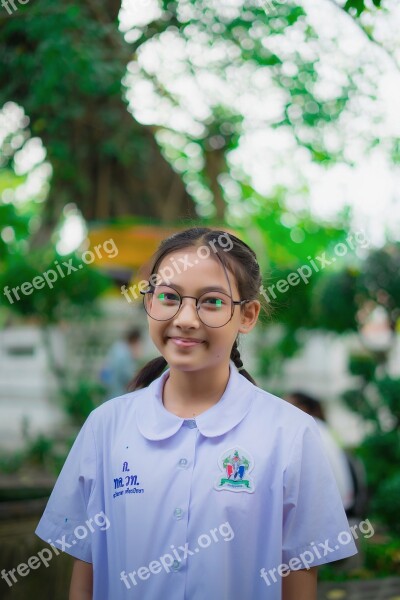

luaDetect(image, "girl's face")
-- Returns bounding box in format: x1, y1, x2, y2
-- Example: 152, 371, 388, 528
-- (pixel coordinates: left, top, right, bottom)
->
146, 248, 260, 373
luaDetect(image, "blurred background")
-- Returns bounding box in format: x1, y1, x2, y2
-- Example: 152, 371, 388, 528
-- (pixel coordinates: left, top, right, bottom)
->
0, 0, 400, 597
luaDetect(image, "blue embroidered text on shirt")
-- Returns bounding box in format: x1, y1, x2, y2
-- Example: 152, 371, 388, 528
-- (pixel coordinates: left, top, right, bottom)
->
113, 461, 144, 498
214, 446, 255, 493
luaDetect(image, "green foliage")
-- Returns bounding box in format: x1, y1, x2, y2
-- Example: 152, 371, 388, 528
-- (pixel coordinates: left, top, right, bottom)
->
0, 0, 192, 232
255, 327, 301, 379
311, 268, 360, 333
355, 430, 400, 491
348, 353, 377, 381
62, 379, 106, 426
257, 238, 400, 546
363, 533, 400, 576
372, 473, 400, 535
1, 0, 369, 213
342, 388, 378, 424
266, 267, 318, 331
0, 3, 128, 146
0, 0, 392, 237
0, 247, 112, 322
244, 189, 353, 283
306, 244, 400, 338
375, 376, 400, 426
0, 432, 66, 479
320, 530, 400, 580
339, 286, 400, 533
0, 201, 31, 259
344, 0, 382, 17
23, 434, 54, 469
359, 243, 400, 328
0, 449, 25, 475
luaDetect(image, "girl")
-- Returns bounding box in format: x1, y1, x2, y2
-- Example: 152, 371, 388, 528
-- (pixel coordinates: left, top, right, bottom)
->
35, 227, 357, 600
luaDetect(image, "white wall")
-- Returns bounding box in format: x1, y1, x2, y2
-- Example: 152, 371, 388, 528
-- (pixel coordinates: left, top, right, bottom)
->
0, 298, 148, 451
255, 328, 400, 447
0, 325, 66, 451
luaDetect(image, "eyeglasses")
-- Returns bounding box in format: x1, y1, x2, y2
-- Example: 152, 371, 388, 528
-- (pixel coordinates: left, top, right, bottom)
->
140, 284, 250, 328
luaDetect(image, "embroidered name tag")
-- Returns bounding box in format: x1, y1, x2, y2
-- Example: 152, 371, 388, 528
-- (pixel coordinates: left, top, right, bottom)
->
214, 446, 255, 493
112, 461, 145, 498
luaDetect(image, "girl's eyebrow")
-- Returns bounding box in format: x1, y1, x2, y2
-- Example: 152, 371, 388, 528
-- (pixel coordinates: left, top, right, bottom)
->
157, 281, 230, 295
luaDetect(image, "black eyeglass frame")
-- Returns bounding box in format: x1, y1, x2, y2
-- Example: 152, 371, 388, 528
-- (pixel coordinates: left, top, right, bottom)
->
140, 285, 251, 328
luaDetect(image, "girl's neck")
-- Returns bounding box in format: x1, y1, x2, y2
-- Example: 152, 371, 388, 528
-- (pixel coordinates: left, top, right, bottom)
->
162, 362, 230, 419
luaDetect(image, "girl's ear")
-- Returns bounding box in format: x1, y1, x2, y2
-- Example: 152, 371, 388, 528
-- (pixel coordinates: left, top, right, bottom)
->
238, 300, 261, 334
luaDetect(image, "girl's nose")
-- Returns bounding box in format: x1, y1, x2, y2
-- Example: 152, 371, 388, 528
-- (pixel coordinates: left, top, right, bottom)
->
172, 298, 200, 327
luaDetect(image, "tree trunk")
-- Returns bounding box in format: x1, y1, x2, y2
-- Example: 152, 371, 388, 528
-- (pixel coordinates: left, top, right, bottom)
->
0, 0, 197, 248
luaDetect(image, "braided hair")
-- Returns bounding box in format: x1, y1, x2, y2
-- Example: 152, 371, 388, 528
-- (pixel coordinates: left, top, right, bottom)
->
128, 227, 270, 391
230, 338, 255, 383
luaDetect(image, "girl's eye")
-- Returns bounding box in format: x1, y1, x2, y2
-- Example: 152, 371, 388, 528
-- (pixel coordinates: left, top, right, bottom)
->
201, 296, 224, 308
158, 292, 179, 303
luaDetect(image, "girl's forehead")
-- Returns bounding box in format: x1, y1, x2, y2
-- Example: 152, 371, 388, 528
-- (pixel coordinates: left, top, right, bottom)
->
156, 249, 239, 293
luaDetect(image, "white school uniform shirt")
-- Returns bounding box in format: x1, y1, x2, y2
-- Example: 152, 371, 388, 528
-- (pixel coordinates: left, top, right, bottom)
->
35, 360, 357, 600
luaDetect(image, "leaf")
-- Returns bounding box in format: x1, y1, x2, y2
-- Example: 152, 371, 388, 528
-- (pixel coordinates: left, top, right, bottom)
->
343, 0, 381, 16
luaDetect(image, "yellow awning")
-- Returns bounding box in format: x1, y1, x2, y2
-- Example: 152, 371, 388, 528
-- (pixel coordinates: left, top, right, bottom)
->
87, 224, 182, 270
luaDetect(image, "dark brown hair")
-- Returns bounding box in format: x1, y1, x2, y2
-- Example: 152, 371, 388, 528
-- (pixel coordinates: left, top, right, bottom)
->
287, 391, 326, 422
125, 328, 142, 344
128, 227, 270, 391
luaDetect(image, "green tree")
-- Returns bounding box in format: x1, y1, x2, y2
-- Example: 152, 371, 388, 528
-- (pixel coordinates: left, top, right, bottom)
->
1, 0, 385, 243
0, 1, 195, 247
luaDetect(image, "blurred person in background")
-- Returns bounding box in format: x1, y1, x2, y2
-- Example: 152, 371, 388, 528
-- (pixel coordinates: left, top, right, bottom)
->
285, 391, 357, 516
100, 327, 143, 400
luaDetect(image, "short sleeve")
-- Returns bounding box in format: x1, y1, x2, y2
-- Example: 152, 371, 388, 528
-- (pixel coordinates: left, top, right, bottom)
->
282, 417, 358, 568
35, 413, 97, 562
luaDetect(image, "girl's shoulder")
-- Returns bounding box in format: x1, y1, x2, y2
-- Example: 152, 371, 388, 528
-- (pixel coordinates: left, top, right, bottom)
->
249, 384, 320, 438
87, 386, 150, 429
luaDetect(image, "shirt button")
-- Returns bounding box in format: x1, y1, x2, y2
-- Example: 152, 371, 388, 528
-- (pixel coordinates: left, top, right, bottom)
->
173, 508, 183, 519
172, 560, 181, 571
178, 458, 188, 468
186, 419, 197, 429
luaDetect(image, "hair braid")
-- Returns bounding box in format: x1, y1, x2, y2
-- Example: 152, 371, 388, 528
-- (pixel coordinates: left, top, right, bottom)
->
230, 339, 244, 370
127, 356, 167, 392
230, 339, 257, 385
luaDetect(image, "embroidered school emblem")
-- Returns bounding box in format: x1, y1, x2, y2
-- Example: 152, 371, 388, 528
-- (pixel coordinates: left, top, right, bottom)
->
214, 446, 255, 493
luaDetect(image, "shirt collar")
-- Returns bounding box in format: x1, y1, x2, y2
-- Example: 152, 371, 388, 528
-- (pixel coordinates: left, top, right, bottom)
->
135, 360, 255, 441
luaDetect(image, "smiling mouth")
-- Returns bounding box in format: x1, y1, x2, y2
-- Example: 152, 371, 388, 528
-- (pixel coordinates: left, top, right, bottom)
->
168, 337, 205, 347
